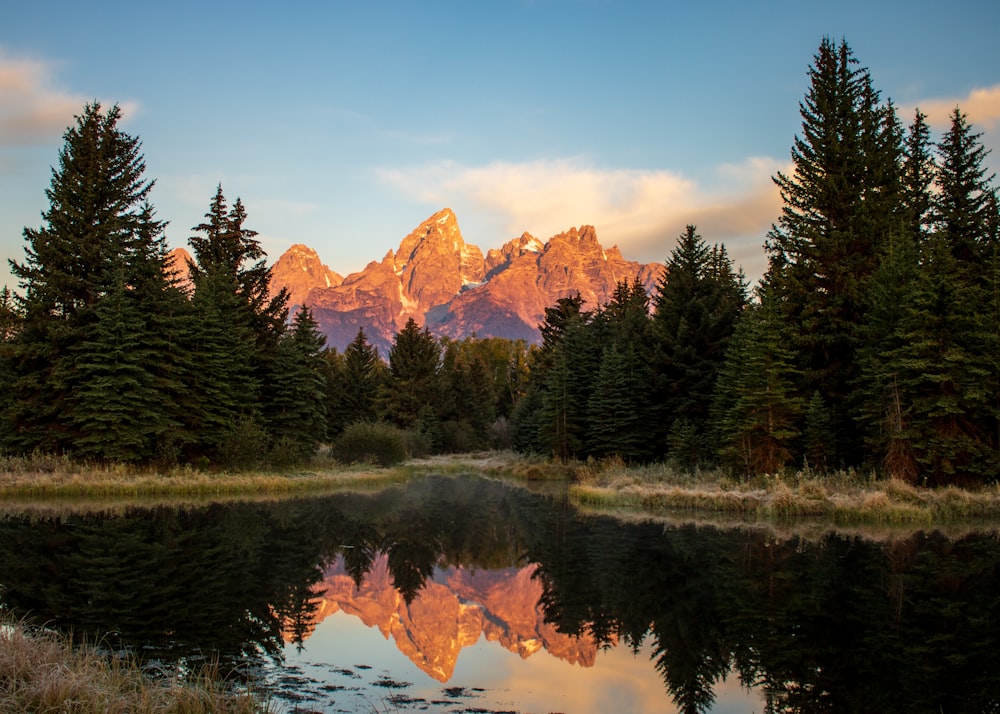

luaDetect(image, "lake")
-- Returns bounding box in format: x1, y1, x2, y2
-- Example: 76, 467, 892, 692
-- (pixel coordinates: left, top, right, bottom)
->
1, 474, 998, 713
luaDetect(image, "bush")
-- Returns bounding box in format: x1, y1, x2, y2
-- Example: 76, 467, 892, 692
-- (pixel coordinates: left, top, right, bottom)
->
217, 417, 269, 469
332, 421, 410, 467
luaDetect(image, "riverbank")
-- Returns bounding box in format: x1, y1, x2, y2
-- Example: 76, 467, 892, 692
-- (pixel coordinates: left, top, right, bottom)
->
3, 450, 1000, 527
406, 452, 1000, 528
0, 617, 266, 713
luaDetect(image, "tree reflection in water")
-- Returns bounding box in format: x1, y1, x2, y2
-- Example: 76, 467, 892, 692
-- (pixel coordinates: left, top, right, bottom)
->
0, 476, 998, 713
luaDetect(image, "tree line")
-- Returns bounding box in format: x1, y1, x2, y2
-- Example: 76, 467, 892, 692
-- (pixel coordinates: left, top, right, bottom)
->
514, 38, 999, 485
1, 38, 998, 484
0, 101, 530, 465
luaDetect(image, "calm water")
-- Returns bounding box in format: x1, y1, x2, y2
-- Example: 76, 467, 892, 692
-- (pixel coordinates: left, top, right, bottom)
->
1, 475, 999, 713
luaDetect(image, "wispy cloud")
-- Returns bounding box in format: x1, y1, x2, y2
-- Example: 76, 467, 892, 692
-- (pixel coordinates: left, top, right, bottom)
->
0, 51, 84, 146
910, 84, 1000, 129
0, 49, 139, 148
377, 156, 783, 280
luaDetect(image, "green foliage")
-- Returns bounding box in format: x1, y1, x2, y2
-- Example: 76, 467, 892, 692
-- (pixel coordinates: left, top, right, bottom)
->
653, 226, 747, 461
263, 306, 329, 459
332, 421, 411, 467
764, 37, 904, 462
328, 327, 385, 436
377, 317, 442, 429
713, 292, 804, 475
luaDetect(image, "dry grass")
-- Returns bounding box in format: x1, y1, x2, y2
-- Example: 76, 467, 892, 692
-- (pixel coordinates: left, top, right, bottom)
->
0, 452, 409, 505
0, 617, 268, 713
5, 450, 1000, 529
562, 456, 1000, 528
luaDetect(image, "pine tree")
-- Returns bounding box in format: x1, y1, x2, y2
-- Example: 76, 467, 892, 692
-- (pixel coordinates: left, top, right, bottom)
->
533, 294, 600, 461
264, 306, 329, 460
763, 38, 902, 464
67, 273, 176, 461
901, 110, 936, 242
4, 103, 166, 454
377, 318, 442, 433
712, 289, 803, 476
328, 327, 384, 435
188, 185, 289, 347
182, 267, 262, 459
587, 342, 650, 461
185, 187, 288, 461
933, 108, 997, 274
885, 235, 994, 484
653, 226, 746, 463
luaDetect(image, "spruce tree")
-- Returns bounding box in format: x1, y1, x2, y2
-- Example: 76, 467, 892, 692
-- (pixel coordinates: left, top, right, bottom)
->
530, 296, 594, 460
587, 342, 649, 462
264, 306, 329, 460
764, 38, 902, 464
67, 272, 175, 461
933, 108, 997, 273
328, 327, 384, 435
653, 226, 746, 463
885, 234, 994, 483
185, 187, 288, 461
377, 318, 442, 433
5, 103, 167, 455
712, 289, 803, 476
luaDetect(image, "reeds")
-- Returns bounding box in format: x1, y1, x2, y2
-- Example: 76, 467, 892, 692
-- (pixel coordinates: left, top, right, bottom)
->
564, 456, 1000, 526
0, 617, 268, 713
0, 451, 408, 503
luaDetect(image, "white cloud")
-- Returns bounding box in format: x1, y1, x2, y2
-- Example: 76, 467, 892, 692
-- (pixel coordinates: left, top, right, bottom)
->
910, 84, 1000, 129
0, 49, 139, 148
377, 156, 784, 282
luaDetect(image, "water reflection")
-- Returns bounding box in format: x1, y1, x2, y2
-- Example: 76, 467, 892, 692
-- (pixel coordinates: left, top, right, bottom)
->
1, 476, 999, 713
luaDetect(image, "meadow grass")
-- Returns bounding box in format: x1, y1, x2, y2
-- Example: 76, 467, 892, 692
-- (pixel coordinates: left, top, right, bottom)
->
0, 451, 410, 504
0, 616, 268, 713
566, 454, 1000, 527
4, 450, 1000, 527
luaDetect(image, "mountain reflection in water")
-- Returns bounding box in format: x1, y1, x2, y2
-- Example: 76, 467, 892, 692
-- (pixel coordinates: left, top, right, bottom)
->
0, 475, 998, 713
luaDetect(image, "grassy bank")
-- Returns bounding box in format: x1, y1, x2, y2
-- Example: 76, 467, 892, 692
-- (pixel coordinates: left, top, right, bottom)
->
565, 456, 1000, 527
4, 450, 1000, 527
0, 617, 266, 713
0, 452, 408, 503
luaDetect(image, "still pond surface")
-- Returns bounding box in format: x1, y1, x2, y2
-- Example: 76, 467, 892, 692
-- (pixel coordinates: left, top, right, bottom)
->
1, 474, 998, 713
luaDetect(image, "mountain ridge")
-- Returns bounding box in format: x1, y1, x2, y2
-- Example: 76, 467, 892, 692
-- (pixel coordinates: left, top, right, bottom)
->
171, 208, 663, 354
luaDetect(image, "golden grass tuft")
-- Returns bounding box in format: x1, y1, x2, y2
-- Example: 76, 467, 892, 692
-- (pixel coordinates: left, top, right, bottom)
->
0, 618, 268, 713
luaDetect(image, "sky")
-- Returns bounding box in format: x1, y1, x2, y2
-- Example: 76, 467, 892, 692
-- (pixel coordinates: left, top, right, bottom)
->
2, 0, 999, 291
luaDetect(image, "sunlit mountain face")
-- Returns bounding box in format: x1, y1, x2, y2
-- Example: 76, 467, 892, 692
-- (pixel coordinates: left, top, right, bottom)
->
259, 207, 662, 353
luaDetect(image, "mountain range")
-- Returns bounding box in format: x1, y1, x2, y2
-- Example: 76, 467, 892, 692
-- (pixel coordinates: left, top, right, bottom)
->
169, 208, 663, 355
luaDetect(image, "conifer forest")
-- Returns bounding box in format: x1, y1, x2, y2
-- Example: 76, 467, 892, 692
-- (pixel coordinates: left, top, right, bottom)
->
1, 38, 997, 486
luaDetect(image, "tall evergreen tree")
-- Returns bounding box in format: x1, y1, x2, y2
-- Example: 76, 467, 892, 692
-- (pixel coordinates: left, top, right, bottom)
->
884, 234, 995, 483
536, 304, 596, 461
264, 306, 329, 459
377, 318, 442, 433
712, 289, 804, 476
901, 110, 936, 242
587, 342, 650, 461
67, 272, 176, 461
4, 103, 167, 455
763, 37, 903, 463
185, 187, 288, 461
653, 226, 746, 464
328, 327, 384, 435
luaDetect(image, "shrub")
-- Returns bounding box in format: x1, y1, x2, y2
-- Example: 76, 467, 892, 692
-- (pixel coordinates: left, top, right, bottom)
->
217, 417, 269, 469
332, 422, 410, 467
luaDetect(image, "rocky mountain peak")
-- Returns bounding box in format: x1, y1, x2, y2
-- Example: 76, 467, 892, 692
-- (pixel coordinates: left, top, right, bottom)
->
269, 243, 343, 306
268, 208, 663, 354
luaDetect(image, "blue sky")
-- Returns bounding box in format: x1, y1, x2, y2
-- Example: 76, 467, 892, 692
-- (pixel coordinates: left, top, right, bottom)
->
2, 0, 998, 290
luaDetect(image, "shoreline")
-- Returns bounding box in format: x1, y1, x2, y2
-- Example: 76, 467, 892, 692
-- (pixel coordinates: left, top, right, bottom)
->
2, 451, 1000, 532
